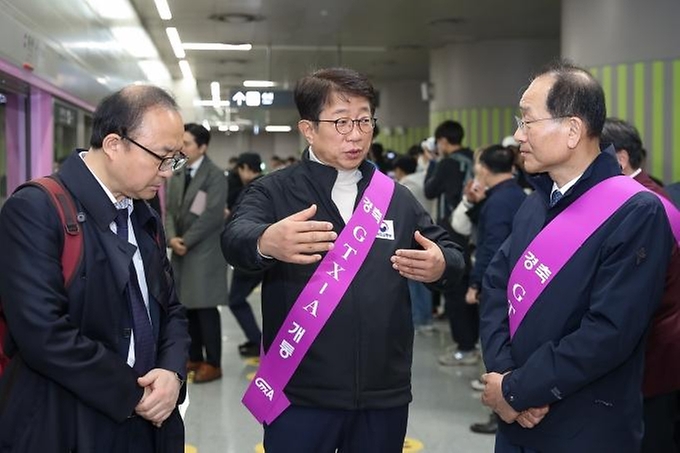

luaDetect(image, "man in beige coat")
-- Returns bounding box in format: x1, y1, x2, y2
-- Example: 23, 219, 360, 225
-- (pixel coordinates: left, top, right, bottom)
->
165, 123, 228, 383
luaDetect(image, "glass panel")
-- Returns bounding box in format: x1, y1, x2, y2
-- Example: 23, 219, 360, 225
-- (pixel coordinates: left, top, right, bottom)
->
54, 101, 77, 168
0, 92, 7, 206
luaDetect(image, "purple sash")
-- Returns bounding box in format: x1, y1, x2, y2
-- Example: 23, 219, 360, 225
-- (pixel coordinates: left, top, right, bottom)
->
508, 175, 680, 338
242, 170, 395, 424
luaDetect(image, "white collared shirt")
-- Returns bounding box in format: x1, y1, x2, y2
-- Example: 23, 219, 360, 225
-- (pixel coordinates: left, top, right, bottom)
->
79, 151, 151, 368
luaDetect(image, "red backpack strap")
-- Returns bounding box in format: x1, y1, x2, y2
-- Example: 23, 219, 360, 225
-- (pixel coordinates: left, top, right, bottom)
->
27, 176, 83, 287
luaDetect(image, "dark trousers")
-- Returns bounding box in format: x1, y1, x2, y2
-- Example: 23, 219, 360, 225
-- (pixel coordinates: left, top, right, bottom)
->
642, 390, 679, 453
110, 416, 155, 453
228, 269, 263, 344
187, 307, 221, 366
495, 430, 540, 453
264, 405, 409, 453
444, 279, 479, 351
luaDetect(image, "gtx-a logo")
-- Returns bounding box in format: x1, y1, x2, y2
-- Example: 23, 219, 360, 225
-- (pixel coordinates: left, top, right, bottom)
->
255, 377, 274, 401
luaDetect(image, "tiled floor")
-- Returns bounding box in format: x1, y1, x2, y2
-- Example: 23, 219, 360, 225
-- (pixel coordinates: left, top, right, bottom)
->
184, 293, 496, 453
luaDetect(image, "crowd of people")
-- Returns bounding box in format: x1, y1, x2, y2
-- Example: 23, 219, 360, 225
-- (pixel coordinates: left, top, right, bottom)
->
0, 61, 678, 453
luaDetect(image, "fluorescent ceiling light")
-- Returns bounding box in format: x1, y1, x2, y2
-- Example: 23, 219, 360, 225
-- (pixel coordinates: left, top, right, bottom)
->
183, 43, 252, 51
243, 80, 275, 88
193, 100, 231, 107
154, 0, 172, 20
210, 81, 221, 103
265, 125, 292, 133
229, 125, 240, 132
179, 60, 194, 80
202, 120, 211, 131
112, 27, 158, 58
166, 28, 186, 59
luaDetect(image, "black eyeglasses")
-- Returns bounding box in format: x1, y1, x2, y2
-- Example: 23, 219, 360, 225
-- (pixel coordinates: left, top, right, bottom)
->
315, 117, 377, 135
121, 134, 188, 172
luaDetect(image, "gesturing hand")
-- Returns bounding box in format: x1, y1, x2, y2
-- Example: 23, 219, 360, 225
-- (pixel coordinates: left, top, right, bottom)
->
258, 204, 337, 264
390, 231, 445, 283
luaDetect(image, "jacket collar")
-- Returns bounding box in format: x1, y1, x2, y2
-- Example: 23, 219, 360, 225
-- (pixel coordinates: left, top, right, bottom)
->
58, 150, 158, 233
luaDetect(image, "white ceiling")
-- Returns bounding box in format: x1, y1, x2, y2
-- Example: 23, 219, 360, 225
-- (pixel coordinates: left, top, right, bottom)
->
129, 0, 561, 127
1, 0, 560, 128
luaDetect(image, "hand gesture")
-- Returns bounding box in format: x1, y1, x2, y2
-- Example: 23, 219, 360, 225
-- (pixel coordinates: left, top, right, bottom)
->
390, 231, 445, 283
135, 369, 182, 427
258, 204, 337, 264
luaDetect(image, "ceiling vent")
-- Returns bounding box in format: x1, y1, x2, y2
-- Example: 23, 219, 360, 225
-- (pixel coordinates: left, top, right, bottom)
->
209, 13, 264, 24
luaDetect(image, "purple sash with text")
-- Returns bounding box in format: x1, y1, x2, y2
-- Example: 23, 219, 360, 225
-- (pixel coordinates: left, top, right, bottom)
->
242, 170, 395, 424
508, 175, 680, 338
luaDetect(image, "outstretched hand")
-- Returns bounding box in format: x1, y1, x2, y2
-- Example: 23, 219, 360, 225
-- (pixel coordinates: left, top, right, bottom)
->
258, 204, 337, 264
390, 231, 445, 283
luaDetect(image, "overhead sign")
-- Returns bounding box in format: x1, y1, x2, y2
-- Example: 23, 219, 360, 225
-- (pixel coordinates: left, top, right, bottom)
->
230, 90, 294, 108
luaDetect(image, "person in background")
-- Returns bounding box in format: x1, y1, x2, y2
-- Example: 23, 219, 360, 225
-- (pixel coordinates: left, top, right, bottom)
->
393, 154, 434, 334
226, 152, 265, 358
480, 61, 673, 453
226, 156, 243, 217
601, 117, 680, 453
165, 123, 228, 384
424, 120, 477, 366
221, 67, 464, 453
0, 85, 190, 452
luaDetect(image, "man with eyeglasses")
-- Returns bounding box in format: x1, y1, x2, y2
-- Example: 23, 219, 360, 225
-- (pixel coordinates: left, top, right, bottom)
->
0, 85, 190, 453
479, 61, 675, 453
221, 67, 465, 452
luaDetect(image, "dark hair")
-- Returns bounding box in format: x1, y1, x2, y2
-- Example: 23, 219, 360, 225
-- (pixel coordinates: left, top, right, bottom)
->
535, 60, 606, 138
236, 152, 262, 173
393, 156, 417, 175
90, 85, 178, 148
184, 123, 211, 147
600, 118, 646, 169
294, 67, 377, 121
407, 144, 423, 158
434, 120, 464, 145
479, 144, 515, 174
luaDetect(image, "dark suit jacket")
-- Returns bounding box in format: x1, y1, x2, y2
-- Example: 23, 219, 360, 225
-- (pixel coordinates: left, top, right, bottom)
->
480, 151, 673, 452
0, 150, 189, 452
634, 170, 680, 397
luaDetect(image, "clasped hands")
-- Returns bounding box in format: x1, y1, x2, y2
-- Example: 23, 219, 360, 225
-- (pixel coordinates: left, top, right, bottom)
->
135, 368, 182, 428
258, 205, 445, 283
481, 372, 549, 429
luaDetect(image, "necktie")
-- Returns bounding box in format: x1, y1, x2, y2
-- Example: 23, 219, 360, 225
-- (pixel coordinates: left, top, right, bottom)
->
183, 167, 193, 196
550, 190, 563, 207
114, 208, 155, 374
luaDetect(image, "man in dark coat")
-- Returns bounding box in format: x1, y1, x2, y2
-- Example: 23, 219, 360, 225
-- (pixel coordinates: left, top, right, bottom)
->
601, 117, 680, 453
0, 85, 190, 452
480, 62, 674, 453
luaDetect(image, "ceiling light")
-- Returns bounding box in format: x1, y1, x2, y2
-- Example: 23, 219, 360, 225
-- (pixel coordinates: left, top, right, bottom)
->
229, 125, 240, 132
243, 80, 275, 88
265, 125, 292, 133
202, 120, 211, 131
166, 28, 186, 59
154, 0, 172, 20
179, 60, 194, 80
85, 0, 135, 20
183, 43, 252, 51
210, 81, 221, 101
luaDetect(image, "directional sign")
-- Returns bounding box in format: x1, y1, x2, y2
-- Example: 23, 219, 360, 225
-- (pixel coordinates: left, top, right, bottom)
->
230, 90, 294, 108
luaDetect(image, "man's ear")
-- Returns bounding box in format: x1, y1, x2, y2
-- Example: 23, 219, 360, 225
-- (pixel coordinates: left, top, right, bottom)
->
101, 133, 123, 160
566, 117, 584, 149
615, 149, 630, 171
298, 120, 315, 145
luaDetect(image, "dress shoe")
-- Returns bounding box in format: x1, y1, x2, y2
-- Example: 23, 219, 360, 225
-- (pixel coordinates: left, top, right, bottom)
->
470, 413, 498, 434
238, 341, 260, 358
186, 360, 203, 373
193, 363, 222, 384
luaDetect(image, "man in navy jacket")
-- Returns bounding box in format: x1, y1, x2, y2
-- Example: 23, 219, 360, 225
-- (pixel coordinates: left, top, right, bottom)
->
0, 85, 190, 452
479, 61, 674, 452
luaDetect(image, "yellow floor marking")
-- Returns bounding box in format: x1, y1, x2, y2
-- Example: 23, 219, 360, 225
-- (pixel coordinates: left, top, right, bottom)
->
244, 357, 261, 366
185, 444, 198, 453
245, 371, 256, 381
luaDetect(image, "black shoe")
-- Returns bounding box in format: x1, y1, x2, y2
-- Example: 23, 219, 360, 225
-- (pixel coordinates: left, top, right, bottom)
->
470, 414, 498, 434
238, 341, 259, 357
